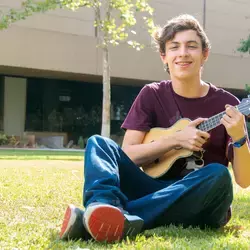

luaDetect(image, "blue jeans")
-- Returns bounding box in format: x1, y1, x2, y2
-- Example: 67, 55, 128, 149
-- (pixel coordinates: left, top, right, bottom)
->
83, 135, 233, 230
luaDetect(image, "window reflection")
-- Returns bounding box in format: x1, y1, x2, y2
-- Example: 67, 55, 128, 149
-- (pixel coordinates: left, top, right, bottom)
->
25, 78, 141, 143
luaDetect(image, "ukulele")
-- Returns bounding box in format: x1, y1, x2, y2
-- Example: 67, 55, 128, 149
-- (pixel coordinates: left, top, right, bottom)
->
141, 96, 250, 179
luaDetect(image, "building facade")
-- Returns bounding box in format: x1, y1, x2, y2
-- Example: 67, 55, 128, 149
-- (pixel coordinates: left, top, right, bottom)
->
0, 0, 249, 144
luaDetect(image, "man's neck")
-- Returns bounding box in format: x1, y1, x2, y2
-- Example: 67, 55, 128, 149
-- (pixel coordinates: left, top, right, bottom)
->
171, 76, 209, 98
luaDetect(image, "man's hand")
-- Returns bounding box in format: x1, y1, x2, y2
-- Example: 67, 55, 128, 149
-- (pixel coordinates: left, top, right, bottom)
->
175, 118, 210, 151
220, 104, 245, 141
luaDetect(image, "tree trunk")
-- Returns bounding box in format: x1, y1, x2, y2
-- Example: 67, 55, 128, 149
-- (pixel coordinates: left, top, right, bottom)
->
101, 46, 111, 137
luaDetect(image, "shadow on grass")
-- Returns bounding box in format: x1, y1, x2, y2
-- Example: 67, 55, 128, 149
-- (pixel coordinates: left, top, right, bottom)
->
142, 193, 250, 241
47, 228, 111, 250
45, 194, 250, 249
45, 224, 250, 250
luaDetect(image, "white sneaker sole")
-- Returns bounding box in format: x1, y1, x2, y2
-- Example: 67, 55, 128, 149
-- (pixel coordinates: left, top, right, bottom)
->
60, 204, 77, 239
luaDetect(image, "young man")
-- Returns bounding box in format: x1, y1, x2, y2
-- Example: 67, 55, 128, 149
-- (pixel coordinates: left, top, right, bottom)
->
59, 14, 250, 243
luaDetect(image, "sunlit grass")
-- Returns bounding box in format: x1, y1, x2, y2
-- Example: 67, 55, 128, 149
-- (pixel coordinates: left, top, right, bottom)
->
0, 149, 83, 160
0, 161, 249, 249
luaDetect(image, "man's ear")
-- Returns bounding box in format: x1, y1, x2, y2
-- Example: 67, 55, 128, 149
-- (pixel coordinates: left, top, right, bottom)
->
160, 52, 166, 63
203, 49, 209, 62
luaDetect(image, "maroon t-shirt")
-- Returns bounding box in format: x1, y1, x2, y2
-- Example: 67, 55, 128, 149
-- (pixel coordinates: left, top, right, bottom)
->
122, 80, 240, 167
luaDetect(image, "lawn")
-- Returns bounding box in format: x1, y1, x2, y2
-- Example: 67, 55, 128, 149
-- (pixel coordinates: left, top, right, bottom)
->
0, 149, 84, 160
0, 160, 249, 250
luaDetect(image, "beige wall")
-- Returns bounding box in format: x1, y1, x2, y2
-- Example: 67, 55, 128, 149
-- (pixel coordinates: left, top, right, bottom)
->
4, 77, 27, 136
0, 0, 249, 89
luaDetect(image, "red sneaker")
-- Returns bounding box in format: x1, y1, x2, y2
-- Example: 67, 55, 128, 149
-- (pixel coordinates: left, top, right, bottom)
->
84, 203, 144, 243
59, 204, 91, 241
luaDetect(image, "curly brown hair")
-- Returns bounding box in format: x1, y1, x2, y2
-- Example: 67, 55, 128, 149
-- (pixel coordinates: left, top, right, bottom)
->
153, 14, 211, 56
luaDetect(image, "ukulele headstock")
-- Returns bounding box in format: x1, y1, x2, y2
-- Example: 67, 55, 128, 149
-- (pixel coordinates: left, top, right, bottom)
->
239, 95, 250, 117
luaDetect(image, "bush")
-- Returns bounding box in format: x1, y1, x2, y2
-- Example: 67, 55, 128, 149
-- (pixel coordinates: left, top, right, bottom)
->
78, 136, 84, 149
0, 133, 8, 145
8, 135, 17, 146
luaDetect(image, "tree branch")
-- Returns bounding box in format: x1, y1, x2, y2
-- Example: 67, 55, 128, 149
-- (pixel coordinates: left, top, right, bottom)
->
0, 0, 60, 30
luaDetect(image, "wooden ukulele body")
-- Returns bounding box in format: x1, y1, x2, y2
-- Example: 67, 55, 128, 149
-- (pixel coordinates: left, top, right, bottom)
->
141, 118, 196, 178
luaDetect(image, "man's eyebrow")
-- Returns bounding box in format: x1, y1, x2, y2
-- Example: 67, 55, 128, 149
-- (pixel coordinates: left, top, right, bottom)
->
187, 40, 199, 44
170, 40, 199, 44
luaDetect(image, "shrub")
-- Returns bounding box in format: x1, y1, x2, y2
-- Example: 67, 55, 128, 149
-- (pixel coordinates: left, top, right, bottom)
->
8, 135, 17, 146
78, 136, 84, 149
0, 133, 8, 145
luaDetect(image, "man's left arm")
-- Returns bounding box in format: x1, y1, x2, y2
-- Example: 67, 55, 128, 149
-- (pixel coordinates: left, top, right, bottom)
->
221, 104, 250, 188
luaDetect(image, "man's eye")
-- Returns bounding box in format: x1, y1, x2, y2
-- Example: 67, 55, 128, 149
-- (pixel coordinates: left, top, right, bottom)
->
170, 47, 178, 50
188, 46, 197, 48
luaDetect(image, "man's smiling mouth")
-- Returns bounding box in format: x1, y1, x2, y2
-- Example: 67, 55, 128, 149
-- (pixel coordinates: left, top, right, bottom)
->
175, 61, 192, 66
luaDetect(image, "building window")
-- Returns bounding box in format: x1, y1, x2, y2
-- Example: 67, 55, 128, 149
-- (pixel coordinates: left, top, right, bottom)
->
25, 77, 142, 143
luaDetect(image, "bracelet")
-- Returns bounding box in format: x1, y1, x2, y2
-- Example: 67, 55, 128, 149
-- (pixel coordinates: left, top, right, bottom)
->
232, 135, 247, 148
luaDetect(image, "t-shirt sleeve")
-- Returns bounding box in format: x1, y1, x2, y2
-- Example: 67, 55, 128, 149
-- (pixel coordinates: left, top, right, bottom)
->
121, 84, 155, 131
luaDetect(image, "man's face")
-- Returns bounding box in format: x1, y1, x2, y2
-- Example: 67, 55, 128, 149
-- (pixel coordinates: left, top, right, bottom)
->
161, 30, 208, 80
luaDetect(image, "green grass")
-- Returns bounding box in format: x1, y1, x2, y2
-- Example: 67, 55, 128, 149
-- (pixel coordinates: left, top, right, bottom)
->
0, 149, 84, 160
0, 162, 249, 249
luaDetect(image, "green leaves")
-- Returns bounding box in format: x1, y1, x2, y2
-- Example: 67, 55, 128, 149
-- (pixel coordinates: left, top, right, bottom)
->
0, 0, 155, 50
104, 0, 155, 48
135, 0, 154, 15
127, 40, 145, 51
238, 35, 250, 54
0, 0, 59, 29
245, 84, 250, 93
60, 0, 95, 10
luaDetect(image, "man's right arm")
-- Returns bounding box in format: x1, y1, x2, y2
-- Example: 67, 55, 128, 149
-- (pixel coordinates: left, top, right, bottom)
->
122, 129, 179, 166
122, 118, 210, 166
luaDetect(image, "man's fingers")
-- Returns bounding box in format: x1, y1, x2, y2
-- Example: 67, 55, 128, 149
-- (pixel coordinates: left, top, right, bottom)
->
222, 114, 233, 123
195, 136, 207, 145
191, 145, 203, 152
225, 104, 239, 117
194, 140, 203, 148
220, 117, 230, 128
197, 130, 210, 140
189, 117, 207, 127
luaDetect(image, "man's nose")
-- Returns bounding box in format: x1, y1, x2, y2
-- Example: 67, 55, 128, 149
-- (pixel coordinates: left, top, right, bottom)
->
179, 46, 189, 57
